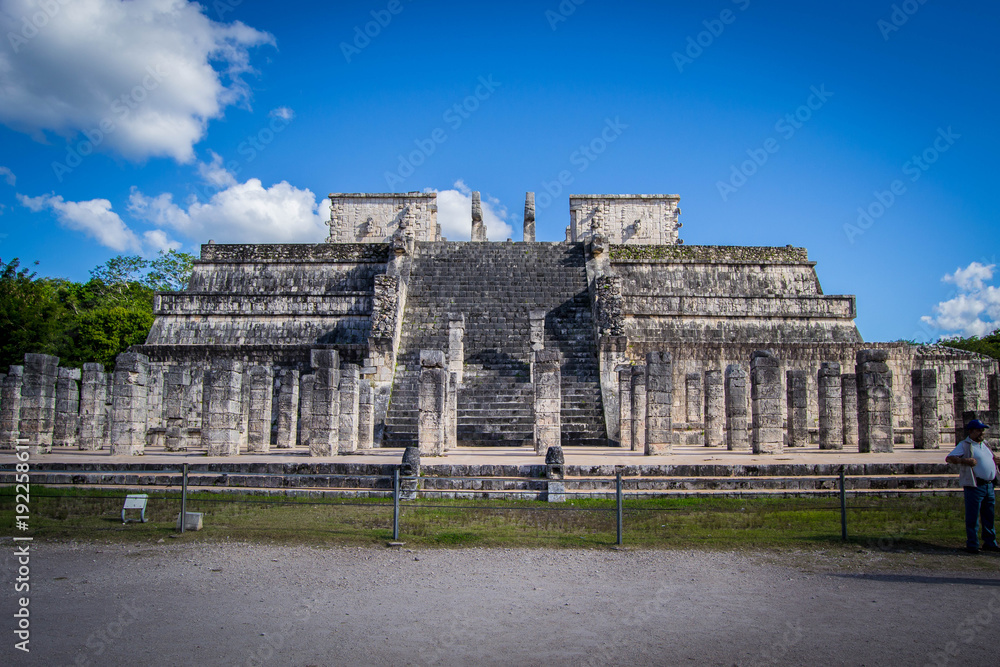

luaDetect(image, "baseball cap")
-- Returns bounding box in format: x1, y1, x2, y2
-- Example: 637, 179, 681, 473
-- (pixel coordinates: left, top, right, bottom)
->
965, 419, 990, 430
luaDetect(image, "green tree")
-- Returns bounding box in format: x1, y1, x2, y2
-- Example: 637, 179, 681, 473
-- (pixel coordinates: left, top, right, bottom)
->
0, 258, 70, 369
145, 249, 195, 292
70, 305, 155, 368
938, 331, 1000, 360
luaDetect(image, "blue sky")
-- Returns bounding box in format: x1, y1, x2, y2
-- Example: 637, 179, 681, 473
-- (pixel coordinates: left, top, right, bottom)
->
0, 0, 997, 343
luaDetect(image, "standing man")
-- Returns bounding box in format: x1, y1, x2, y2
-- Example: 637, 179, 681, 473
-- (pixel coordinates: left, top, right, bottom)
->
946, 419, 999, 554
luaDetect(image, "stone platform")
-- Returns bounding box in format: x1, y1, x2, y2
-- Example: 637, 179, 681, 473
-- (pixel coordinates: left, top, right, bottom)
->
1, 444, 964, 499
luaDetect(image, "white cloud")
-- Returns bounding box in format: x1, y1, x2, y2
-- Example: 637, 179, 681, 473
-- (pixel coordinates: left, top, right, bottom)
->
0, 0, 274, 163
430, 180, 514, 241
128, 158, 329, 244
269, 106, 294, 121
18, 192, 141, 252
0, 166, 14, 186
921, 261, 1000, 338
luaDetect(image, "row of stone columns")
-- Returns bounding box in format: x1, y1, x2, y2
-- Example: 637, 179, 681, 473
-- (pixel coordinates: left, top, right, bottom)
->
615, 349, 997, 455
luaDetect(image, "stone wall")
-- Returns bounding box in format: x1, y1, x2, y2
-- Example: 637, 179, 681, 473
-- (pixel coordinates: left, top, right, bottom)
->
326, 193, 439, 243
569, 194, 681, 245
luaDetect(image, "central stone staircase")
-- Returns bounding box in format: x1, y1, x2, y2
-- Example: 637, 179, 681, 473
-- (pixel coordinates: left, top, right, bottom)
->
382, 242, 606, 447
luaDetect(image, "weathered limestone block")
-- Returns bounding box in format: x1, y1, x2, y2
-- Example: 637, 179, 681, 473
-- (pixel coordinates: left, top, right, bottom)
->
954, 370, 982, 443
630, 365, 647, 453
645, 352, 673, 455
418, 350, 447, 457
545, 445, 565, 502
725, 364, 749, 451
704, 369, 724, 447
298, 373, 315, 449
357, 375, 375, 450
785, 369, 809, 448
310, 350, 341, 457
841, 373, 859, 448
750, 351, 782, 455
53, 367, 81, 447
200, 359, 243, 457
911, 368, 939, 450
445, 371, 458, 451
988, 374, 1000, 451
110, 352, 150, 456
618, 366, 632, 449
471, 191, 486, 242
371, 275, 399, 339
856, 350, 893, 453
163, 365, 190, 452
523, 192, 536, 242
529, 310, 546, 353
533, 349, 562, 455
247, 366, 274, 453
338, 364, 360, 454
20, 353, 59, 454
400, 446, 420, 500
685, 372, 701, 423
448, 314, 465, 384
276, 369, 299, 449
817, 362, 843, 450
0, 366, 23, 449
595, 275, 625, 337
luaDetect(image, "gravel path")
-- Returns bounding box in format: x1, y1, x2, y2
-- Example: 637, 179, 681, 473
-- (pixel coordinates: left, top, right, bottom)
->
3, 541, 999, 666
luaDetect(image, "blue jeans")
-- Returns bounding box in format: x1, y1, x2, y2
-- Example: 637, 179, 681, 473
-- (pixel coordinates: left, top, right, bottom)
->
964, 482, 997, 549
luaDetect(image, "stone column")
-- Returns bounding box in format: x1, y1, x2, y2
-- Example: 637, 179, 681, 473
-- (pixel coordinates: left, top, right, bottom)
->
523, 192, 536, 242
0, 366, 23, 449
275, 369, 299, 449
630, 365, 647, 453
338, 363, 359, 454
817, 362, 843, 450
545, 445, 565, 503
645, 352, 673, 455
310, 350, 341, 457
400, 446, 420, 500
750, 351, 782, 455
785, 369, 809, 448
448, 314, 465, 385
618, 366, 632, 449
856, 350, 894, 453
725, 364, 749, 451
911, 368, 940, 450
53, 367, 80, 448
163, 365, 190, 452
533, 349, 561, 455
685, 372, 701, 423
471, 191, 486, 242
20, 354, 59, 454
109, 352, 150, 456
418, 350, 447, 456
841, 374, 859, 448
247, 366, 273, 453
703, 369, 724, 448
298, 373, 315, 449
954, 369, 982, 442
445, 371, 458, 451
79, 364, 106, 451
988, 374, 1000, 451
200, 359, 243, 457
357, 374, 375, 450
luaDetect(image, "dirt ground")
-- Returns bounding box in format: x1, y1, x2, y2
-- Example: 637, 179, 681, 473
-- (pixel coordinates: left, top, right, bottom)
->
3, 540, 999, 666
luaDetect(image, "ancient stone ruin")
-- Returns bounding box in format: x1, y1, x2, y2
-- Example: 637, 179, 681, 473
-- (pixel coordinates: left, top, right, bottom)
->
2, 192, 998, 457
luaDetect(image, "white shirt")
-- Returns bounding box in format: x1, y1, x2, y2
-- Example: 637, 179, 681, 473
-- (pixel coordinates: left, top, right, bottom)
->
948, 438, 998, 486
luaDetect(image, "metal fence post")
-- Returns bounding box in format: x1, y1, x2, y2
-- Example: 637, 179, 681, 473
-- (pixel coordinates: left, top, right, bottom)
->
393, 467, 400, 541
616, 470, 623, 546
839, 466, 847, 541
180, 462, 189, 534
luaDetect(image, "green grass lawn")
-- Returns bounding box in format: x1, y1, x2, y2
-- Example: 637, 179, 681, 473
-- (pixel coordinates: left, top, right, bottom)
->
0, 486, 971, 553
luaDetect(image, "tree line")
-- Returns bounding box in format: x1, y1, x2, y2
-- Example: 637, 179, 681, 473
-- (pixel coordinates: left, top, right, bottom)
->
0, 250, 194, 370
